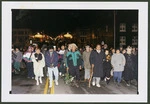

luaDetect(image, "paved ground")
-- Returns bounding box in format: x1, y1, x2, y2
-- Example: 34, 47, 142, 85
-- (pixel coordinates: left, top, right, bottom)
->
12, 68, 138, 94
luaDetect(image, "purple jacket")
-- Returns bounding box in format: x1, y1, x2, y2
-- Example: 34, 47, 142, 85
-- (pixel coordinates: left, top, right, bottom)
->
45, 51, 58, 67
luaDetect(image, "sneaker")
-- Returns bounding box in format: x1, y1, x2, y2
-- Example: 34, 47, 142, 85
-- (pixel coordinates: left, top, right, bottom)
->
32, 77, 34, 79
59, 72, 62, 76
55, 80, 59, 85
126, 83, 130, 86
49, 85, 52, 88
96, 84, 101, 87
36, 81, 39, 85
92, 82, 95, 86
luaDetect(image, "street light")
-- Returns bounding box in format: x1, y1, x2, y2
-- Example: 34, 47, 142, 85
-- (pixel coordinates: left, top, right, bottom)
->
34, 32, 43, 38
64, 32, 73, 39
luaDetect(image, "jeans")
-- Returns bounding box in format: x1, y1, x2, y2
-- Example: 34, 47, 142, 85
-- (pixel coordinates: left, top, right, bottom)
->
48, 67, 59, 87
93, 77, 101, 85
113, 71, 122, 83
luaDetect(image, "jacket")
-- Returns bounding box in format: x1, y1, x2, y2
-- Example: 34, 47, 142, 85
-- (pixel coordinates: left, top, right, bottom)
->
45, 51, 58, 67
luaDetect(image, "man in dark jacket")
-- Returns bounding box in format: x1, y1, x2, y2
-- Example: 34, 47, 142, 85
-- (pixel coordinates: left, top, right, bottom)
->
45, 45, 59, 88
90, 44, 105, 87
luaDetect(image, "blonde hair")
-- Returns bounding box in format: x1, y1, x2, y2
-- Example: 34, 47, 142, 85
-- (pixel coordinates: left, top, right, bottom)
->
70, 43, 78, 49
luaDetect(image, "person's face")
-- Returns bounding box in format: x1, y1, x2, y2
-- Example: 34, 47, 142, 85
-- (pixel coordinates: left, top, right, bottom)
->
86, 47, 90, 52
72, 46, 76, 52
44, 48, 47, 51
49, 49, 53, 52
105, 50, 109, 55
122, 50, 126, 54
36, 49, 40, 54
28, 48, 32, 52
120, 47, 123, 51
58, 48, 60, 51
127, 48, 132, 54
104, 44, 107, 49
16, 48, 19, 52
132, 48, 136, 51
96, 45, 101, 50
61, 46, 65, 50
31, 47, 34, 51
112, 49, 115, 53
116, 50, 120, 54
89, 47, 93, 51
68, 44, 72, 50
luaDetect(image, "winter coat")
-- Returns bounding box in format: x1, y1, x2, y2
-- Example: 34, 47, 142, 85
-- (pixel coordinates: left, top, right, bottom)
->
31, 53, 45, 77
90, 50, 105, 77
111, 53, 126, 72
23, 52, 33, 62
83, 51, 91, 69
14, 51, 22, 62
123, 53, 135, 80
66, 50, 82, 68
45, 51, 58, 67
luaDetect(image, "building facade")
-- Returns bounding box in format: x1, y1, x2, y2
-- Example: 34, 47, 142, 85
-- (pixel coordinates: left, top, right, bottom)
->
115, 10, 138, 48
12, 28, 32, 48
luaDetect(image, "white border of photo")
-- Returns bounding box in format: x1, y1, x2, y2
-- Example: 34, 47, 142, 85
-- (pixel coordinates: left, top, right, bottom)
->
1, 1, 148, 102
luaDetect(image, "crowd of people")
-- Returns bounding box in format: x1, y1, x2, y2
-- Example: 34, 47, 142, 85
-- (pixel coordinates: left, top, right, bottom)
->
12, 43, 138, 88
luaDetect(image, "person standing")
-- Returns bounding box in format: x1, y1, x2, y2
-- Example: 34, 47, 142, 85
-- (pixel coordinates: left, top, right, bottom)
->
124, 46, 135, 86
23, 46, 35, 79
13, 47, 23, 73
103, 49, 112, 84
111, 48, 126, 86
63, 43, 72, 67
45, 45, 59, 88
90, 44, 105, 87
82, 45, 91, 82
58, 45, 66, 76
41, 45, 48, 78
132, 47, 138, 83
31, 48, 45, 85
66, 43, 82, 87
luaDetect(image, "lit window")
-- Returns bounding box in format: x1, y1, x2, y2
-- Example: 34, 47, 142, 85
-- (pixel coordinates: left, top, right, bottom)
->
120, 36, 126, 45
132, 36, 138, 45
132, 24, 138, 32
120, 23, 126, 32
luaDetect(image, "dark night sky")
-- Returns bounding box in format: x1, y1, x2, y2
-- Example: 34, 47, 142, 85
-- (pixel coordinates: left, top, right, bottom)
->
12, 10, 137, 37
12, 10, 114, 36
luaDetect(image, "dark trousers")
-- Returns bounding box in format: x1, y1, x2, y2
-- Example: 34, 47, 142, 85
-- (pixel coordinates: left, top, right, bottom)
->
59, 62, 66, 74
69, 66, 80, 80
26, 62, 34, 77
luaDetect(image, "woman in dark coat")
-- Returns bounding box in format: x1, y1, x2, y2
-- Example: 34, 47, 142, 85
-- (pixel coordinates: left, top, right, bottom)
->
124, 46, 135, 86
90, 44, 105, 87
